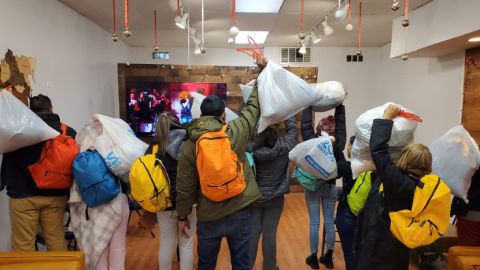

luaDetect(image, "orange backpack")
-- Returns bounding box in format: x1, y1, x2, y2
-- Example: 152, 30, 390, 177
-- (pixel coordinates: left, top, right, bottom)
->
29, 123, 79, 189
196, 125, 246, 201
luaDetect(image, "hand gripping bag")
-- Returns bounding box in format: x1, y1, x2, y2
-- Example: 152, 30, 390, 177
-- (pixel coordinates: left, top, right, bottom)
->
0, 90, 58, 154
351, 103, 420, 177
311, 81, 347, 112
429, 125, 480, 202
190, 92, 238, 123
289, 133, 337, 180
256, 61, 326, 132
93, 114, 148, 183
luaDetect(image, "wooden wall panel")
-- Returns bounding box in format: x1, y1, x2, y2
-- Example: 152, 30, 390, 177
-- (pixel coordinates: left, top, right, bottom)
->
117, 64, 318, 120
463, 47, 480, 144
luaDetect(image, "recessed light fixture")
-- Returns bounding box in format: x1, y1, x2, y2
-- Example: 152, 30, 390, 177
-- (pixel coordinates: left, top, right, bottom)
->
236, 0, 284, 13
235, 31, 269, 44
468, 37, 480, 43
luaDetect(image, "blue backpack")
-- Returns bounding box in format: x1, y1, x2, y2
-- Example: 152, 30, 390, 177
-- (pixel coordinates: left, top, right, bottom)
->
73, 150, 120, 207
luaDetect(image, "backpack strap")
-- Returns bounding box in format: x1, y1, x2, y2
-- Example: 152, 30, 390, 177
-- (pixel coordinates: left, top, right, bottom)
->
60, 123, 67, 135
220, 125, 228, 133
152, 145, 159, 154
418, 176, 441, 214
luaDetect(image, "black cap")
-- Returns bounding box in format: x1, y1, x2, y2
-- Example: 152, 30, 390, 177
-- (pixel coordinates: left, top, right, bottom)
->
200, 95, 225, 117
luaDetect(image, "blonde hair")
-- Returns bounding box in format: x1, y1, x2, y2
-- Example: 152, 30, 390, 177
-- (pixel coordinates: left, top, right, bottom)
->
152, 113, 172, 155
394, 144, 432, 179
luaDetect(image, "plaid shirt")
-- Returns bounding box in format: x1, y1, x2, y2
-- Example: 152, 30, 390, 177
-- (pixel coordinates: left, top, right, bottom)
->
69, 184, 122, 270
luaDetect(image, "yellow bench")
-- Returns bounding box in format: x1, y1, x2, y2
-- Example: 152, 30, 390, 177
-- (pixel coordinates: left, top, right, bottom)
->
0, 251, 84, 270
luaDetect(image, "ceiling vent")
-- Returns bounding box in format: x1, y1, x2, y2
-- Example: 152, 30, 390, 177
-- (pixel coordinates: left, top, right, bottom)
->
281, 48, 311, 63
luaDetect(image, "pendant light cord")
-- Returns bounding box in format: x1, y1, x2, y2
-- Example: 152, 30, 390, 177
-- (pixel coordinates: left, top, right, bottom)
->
300, 0, 305, 30
202, 0, 205, 44
347, 0, 352, 22
358, 1, 362, 51
154, 10, 157, 47
112, 0, 116, 33
124, 0, 129, 29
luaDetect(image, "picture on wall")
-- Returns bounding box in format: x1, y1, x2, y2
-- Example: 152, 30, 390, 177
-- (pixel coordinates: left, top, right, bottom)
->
125, 81, 227, 136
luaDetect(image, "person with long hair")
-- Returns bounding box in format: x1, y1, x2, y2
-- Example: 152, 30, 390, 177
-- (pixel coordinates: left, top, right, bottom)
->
248, 116, 299, 270
353, 104, 433, 270
150, 113, 196, 270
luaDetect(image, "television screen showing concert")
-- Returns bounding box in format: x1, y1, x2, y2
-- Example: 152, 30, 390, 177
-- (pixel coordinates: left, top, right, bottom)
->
125, 82, 228, 136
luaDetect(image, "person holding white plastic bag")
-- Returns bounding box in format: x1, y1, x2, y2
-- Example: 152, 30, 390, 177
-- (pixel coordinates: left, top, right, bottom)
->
1, 94, 76, 251
301, 104, 347, 269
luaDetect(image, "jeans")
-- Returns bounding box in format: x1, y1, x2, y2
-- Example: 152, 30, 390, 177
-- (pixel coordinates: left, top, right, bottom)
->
157, 208, 196, 270
250, 196, 285, 270
197, 207, 252, 270
9, 196, 67, 251
304, 183, 336, 254
335, 202, 357, 270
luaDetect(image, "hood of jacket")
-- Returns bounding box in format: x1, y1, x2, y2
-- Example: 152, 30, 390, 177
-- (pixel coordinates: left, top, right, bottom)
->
186, 116, 225, 140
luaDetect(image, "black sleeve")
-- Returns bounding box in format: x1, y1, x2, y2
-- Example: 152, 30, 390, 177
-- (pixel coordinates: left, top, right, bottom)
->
66, 126, 77, 139
283, 116, 299, 151
370, 119, 416, 211
301, 106, 316, 141
334, 104, 346, 152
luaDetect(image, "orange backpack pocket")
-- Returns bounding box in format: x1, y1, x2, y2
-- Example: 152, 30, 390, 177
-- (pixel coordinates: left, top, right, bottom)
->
196, 126, 246, 201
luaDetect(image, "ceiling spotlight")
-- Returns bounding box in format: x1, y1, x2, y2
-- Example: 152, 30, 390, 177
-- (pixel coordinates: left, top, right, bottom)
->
194, 44, 201, 54
402, 54, 409, 60
200, 45, 207, 54
299, 41, 307, 55
123, 27, 131, 37
322, 19, 334, 36
175, 12, 188, 29
346, 23, 354, 31
298, 31, 307, 40
227, 37, 235, 44
356, 49, 363, 56
310, 31, 321, 44
391, 0, 400, 11
112, 33, 119, 42
230, 26, 239, 37
153, 46, 159, 52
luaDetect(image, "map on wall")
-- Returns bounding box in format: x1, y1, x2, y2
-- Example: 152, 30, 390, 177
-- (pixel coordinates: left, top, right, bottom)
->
0, 49, 36, 105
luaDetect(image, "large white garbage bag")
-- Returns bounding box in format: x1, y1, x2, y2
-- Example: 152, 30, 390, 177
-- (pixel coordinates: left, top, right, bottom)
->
190, 92, 238, 123
256, 61, 325, 132
430, 125, 480, 202
0, 90, 58, 154
91, 114, 148, 182
351, 102, 420, 178
289, 133, 338, 180
311, 81, 347, 112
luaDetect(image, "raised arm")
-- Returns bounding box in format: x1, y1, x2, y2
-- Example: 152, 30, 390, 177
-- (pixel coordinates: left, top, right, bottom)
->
334, 104, 346, 152
282, 116, 299, 151
370, 106, 417, 210
301, 106, 316, 141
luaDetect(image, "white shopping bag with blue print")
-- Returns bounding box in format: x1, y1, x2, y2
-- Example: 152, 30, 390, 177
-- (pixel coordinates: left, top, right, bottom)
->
289, 133, 337, 180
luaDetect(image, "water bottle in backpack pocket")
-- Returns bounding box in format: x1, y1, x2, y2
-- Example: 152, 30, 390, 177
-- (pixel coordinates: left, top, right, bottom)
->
73, 150, 120, 207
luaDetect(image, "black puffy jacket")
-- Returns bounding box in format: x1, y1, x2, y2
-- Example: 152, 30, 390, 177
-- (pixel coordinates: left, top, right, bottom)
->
248, 116, 298, 202
353, 119, 417, 270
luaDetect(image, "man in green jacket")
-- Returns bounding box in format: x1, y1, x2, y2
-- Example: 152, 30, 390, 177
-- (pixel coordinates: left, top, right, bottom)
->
176, 58, 266, 270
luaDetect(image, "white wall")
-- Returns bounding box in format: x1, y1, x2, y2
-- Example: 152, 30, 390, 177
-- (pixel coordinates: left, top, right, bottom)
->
377, 43, 465, 144
0, 0, 129, 251
0, 0, 129, 130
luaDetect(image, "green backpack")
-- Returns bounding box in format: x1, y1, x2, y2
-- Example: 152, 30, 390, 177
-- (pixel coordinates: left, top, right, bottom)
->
293, 167, 324, 192
347, 171, 374, 216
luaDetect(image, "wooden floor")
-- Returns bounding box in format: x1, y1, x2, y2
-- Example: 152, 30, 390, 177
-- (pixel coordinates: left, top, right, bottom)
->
125, 193, 425, 270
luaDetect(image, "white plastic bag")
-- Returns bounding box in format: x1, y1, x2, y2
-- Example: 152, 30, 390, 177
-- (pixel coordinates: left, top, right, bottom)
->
350, 102, 419, 178
289, 133, 337, 180
430, 125, 480, 202
257, 61, 325, 132
311, 81, 347, 112
190, 92, 238, 123
0, 90, 59, 154
355, 103, 418, 147
239, 84, 253, 103
92, 114, 148, 182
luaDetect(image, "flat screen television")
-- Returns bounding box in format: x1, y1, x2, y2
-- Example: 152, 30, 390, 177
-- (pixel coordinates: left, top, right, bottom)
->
125, 81, 227, 136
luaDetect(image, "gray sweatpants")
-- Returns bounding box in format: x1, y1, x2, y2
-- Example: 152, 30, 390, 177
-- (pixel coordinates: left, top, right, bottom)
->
249, 195, 285, 270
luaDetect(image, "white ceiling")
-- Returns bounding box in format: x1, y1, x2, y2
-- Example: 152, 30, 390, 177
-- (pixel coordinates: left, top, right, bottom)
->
58, 0, 432, 48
